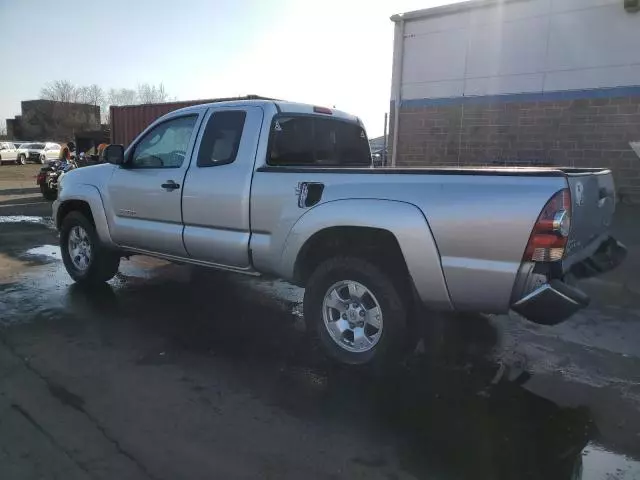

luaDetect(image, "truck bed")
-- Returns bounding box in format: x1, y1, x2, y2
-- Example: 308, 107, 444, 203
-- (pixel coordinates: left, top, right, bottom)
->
256, 166, 607, 177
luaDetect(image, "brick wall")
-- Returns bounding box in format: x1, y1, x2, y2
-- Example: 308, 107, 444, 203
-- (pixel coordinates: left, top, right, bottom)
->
393, 94, 640, 203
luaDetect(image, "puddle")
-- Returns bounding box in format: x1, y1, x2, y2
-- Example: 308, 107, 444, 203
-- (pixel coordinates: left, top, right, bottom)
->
0, 215, 52, 226
582, 443, 640, 480
24, 245, 60, 260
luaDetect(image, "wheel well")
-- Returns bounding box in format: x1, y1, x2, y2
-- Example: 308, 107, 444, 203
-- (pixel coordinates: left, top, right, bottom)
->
293, 227, 410, 287
56, 200, 94, 229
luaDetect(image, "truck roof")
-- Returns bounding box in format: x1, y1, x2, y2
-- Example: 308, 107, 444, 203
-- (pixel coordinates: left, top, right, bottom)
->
171, 99, 361, 124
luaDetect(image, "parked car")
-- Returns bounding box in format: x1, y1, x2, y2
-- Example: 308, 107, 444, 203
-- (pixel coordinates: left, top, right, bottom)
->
0, 142, 23, 165
52, 99, 626, 366
16, 142, 61, 164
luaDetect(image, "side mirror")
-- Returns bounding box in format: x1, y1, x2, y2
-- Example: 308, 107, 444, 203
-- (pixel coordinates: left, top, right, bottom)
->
104, 144, 125, 165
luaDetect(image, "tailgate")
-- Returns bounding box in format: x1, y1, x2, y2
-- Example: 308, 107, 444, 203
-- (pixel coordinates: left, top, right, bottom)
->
565, 170, 615, 260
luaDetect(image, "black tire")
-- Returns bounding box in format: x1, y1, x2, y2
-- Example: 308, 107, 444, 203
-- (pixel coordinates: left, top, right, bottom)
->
40, 183, 58, 201
304, 256, 410, 366
17, 154, 26, 165
60, 211, 120, 284
40, 154, 46, 165
40, 183, 57, 201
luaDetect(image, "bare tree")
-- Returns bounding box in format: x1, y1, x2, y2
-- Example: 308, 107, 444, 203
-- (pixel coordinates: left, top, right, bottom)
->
0, 122, 6, 138
108, 87, 137, 106
40, 80, 79, 102
76, 86, 90, 103
80, 84, 105, 106
38, 80, 173, 124
137, 83, 169, 104
89, 84, 105, 106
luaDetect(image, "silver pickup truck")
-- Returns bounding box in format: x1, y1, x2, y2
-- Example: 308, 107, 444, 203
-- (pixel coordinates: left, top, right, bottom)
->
53, 99, 626, 365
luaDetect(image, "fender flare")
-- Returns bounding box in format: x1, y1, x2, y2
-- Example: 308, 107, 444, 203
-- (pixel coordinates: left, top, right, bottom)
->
280, 199, 452, 310
56, 184, 115, 247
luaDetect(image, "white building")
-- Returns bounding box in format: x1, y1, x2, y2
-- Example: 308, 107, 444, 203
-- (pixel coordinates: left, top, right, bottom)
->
390, 0, 640, 202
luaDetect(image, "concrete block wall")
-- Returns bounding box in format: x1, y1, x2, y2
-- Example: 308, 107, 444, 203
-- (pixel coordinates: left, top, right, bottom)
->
394, 89, 640, 202
6, 100, 100, 142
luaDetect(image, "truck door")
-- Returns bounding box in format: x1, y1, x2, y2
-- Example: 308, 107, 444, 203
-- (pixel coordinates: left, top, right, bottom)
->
181, 105, 264, 270
106, 113, 202, 256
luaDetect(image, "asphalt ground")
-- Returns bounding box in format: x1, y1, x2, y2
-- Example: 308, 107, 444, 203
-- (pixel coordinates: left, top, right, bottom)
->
0, 163, 639, 480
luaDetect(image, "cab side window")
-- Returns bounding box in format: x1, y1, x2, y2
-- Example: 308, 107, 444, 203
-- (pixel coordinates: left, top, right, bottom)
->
197, 111, 246, 167
131, 115, 197, 168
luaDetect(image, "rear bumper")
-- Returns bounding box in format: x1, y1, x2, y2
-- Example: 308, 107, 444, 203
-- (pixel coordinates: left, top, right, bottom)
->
511, 236, 626, 325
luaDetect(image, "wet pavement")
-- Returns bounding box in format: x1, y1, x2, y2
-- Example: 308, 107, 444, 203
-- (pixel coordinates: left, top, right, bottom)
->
0, 216, 639, 480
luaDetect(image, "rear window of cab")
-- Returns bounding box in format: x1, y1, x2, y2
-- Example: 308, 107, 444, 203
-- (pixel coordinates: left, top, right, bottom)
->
267, 115, 371, 167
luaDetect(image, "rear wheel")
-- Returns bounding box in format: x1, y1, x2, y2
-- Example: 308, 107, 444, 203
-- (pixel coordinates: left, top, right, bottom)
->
17, 154, 26, 165
60, 211, 120, 284
304, 256, 410, 365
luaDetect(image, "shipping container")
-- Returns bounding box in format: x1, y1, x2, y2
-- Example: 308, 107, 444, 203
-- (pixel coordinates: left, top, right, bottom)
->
110, 95, 272, 147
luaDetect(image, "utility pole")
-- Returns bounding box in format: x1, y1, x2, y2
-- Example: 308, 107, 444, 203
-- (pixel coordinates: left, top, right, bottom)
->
383, 113, 388, 167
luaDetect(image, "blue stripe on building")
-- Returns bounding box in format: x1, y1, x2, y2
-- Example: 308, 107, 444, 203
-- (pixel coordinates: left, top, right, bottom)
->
400, 85, 640, 108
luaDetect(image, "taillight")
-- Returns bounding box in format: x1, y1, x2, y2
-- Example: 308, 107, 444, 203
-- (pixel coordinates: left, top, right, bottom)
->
524, 189, 571, 262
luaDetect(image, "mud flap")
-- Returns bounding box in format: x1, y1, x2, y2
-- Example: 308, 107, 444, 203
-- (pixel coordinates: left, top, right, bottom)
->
512, 237, 626, 326
511, 280, 590, 326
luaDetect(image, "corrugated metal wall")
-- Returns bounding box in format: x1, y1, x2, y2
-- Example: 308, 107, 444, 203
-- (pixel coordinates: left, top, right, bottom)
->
110, 95, 271, 146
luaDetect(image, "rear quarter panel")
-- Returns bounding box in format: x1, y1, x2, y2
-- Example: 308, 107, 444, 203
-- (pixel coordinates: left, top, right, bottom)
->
413, 174, 567, 312
250, 170, 566, 313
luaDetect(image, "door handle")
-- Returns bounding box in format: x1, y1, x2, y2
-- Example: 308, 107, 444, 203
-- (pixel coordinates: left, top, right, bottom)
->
161, 180, 180, 191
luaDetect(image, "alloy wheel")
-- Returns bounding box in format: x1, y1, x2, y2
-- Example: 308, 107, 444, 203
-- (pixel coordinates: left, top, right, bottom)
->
68, 226, 92, 271
322, 280, 383, 353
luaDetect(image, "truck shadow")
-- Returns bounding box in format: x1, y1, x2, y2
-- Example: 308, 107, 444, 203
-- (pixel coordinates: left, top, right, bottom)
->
62, 268, 594, 480
0, 187, 41, 196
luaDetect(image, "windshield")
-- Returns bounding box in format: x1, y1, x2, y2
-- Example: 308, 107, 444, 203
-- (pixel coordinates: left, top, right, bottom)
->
30, 143, 45, 149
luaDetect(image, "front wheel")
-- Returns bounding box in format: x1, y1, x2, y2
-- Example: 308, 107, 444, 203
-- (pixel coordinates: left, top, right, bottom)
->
304, 256, 410, 365
60, 211, 120, 284
40, 154, 47, 164
40, 183, 57, 201
17, 154, 26, 165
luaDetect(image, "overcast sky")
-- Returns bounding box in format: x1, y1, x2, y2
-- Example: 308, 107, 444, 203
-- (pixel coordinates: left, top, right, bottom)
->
0, 0, 452, 137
